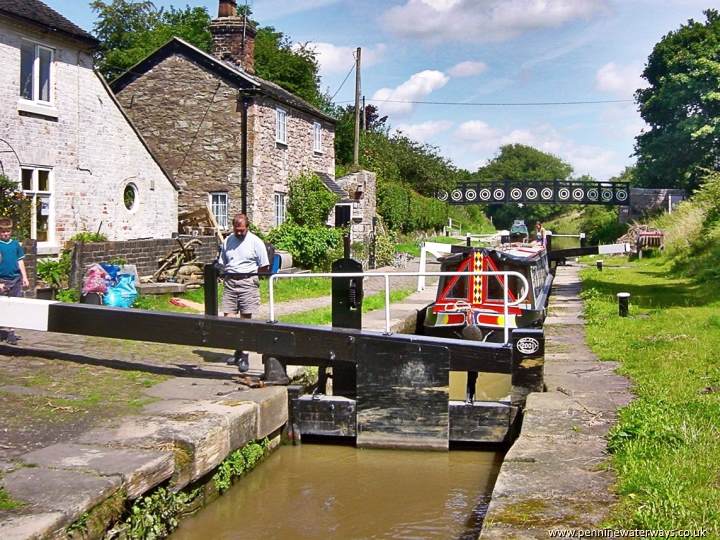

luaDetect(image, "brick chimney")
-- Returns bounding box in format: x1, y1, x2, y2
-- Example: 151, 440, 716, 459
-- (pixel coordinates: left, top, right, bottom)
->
210, 0, 256, 74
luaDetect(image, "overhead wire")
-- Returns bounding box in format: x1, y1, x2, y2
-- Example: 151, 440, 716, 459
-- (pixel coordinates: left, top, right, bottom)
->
330, 61, 356, 102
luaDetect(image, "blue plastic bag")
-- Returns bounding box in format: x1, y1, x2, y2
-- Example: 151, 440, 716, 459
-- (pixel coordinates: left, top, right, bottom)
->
104, 274, 137, 308
100, 263, 121, 283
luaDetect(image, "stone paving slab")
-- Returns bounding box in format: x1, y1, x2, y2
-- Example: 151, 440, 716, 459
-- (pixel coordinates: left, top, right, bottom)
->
1, 467, 121, 533
20, 443, 174, 500
0, 512, 66, 540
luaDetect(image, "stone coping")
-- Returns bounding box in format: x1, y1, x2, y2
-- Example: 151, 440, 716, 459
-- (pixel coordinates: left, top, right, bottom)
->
480, 264, 632, 539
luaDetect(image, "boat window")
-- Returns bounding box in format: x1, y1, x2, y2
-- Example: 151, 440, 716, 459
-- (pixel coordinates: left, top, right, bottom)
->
438, 274, 468, 299
486, 265, 528, 302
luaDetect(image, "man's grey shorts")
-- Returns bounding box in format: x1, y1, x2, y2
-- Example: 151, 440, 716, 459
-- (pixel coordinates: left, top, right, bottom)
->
222, 277, 260, 315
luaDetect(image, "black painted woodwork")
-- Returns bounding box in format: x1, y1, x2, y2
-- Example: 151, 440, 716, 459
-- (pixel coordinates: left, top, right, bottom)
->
449, 401, 517, 443
356, 339, 450, 450
331, 258, 364, 398
293, 395, 356, 437
437, 180, 631, 206
45, 303, 512, 372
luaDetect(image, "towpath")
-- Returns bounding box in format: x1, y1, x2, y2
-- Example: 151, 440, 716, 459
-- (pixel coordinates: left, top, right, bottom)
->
480, 263, 632, 538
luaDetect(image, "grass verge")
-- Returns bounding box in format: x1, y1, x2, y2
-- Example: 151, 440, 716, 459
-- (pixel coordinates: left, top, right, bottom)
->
580, 256, 720, 534
0, 486, 23, 511
278, 288, 416, 325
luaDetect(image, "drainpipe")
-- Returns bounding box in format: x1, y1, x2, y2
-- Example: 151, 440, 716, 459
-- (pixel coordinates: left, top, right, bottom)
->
239, 91, 254, 215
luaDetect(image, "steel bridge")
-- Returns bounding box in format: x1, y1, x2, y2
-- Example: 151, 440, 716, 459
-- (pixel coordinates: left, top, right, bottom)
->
436, 180, 630, 206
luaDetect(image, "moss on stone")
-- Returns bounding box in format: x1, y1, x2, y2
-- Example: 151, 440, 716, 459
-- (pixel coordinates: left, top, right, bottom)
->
66, 488, 126, 539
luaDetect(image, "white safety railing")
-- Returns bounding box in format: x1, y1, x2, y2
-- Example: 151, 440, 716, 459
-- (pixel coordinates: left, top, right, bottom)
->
269, 270, 529, 343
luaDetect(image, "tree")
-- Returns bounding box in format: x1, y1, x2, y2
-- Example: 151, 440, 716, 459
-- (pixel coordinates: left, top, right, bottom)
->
0, 175, 31, 241
92, 1, 212, 80
471, 144, 575, 228
634, 9, 720, 192
93, 2, 327, 109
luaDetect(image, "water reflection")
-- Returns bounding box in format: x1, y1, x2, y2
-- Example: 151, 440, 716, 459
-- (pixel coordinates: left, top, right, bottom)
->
172, 444, 503, 540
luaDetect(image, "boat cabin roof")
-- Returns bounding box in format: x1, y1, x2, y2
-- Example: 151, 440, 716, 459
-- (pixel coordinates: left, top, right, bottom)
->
440, 244, 546, 267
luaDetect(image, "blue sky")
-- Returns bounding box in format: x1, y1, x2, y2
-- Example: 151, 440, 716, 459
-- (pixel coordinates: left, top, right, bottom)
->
45, 0, 715, 179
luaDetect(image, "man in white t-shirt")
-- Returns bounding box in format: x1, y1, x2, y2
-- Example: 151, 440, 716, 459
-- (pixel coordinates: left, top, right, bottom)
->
218, 214, 269, 372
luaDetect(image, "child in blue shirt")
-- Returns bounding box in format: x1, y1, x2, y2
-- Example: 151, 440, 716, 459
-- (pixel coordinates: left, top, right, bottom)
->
0, 217, 29, 345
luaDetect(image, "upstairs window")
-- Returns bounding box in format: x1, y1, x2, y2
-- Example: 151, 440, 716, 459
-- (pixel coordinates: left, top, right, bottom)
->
275, 108, 287, 145
20, 42, 53, 103
313, 122, 322, 153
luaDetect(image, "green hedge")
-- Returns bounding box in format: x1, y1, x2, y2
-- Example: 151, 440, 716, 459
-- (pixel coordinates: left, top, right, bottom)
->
377, 180, 447, 233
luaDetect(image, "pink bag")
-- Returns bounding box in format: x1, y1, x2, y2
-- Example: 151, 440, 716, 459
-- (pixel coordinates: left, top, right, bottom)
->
82, 264, 109, 295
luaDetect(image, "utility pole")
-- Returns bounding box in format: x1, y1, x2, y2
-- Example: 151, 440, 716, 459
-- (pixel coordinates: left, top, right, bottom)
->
353, 47, 361, 167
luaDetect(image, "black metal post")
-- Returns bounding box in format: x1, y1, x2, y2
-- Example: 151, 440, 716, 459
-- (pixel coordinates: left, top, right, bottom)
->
343, 233, 351, 259
617, 292, 630, 317
596, 260, 603, 271
369, 217, 377, 270
203, 263, 218, 316
545, 233, 552, 253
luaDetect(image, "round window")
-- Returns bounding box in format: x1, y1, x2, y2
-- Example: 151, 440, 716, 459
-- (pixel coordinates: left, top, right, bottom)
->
123, 183, 138, 211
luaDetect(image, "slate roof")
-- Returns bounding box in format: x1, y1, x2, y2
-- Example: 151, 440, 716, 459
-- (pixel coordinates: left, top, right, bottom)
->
0, 0, 99, 46
111, 37, 335, 124
317, 172, 351, 203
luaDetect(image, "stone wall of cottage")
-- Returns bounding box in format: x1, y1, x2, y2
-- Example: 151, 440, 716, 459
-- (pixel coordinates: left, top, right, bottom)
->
115, 53, 245, 223
0, 18, 177, 253
21, 239, 37, 298
336, 170, 377, 242
249, 96, 335, 231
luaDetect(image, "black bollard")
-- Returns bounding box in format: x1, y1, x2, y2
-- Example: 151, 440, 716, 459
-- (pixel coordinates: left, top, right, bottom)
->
203, 263, 218, 316
617, 292, 630, 317
596, 260, 603, 271
466, 234, 471, 247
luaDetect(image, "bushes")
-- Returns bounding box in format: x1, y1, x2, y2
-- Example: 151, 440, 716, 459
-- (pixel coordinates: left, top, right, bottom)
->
377, 180, 447, 233
0, 174, 31, 241
287, 172, 338, 227
268, 221, 343, 271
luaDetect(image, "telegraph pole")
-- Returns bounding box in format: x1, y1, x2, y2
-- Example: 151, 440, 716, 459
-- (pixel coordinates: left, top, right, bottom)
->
353, 47, 361, 167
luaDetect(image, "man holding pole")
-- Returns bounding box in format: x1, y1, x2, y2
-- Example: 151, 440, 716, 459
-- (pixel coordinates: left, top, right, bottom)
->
217, 214, 269, 372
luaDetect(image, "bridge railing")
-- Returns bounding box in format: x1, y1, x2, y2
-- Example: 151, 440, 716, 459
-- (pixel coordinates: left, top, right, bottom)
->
269, 270, 529, 344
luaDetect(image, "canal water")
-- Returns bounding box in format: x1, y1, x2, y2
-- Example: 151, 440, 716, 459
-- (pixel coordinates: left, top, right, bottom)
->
172, 444, 503, 539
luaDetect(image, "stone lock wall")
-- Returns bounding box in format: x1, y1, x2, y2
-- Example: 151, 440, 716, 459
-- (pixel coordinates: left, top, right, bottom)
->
0, 18, 177, 252
69, 236, 219, 288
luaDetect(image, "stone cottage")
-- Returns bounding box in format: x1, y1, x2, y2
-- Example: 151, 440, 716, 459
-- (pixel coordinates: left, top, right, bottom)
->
0, 0, 179, 254
111, 0, 336, 233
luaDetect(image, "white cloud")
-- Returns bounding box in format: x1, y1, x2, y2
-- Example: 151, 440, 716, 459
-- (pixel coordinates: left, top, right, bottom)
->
372, 70, 449, 116
394, 120, 454, 141
453, 121, 629, 179
595, 62, 647, 97
447, 61, 487, 78
381, 0, 608, 43
305, 42, 387, 76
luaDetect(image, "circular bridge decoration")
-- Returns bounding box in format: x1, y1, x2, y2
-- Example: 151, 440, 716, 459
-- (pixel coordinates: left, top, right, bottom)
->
437, 189, 449, 201
601, 189, 613, 202
586, 188, 599, 201
510, 188, 523, 200
616, 189, 628, 202
525, 187, 538, 200
572, 188, 585, 201
451, 189, 463, 202
479, 188, 491, 201
465, 189, 477, 201
558, 188, 570, 200
493, 188, 505, 200
541, 187, 554, 200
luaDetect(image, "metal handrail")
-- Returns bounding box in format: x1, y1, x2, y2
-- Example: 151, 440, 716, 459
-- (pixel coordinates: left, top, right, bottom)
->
268, 270, 529, 343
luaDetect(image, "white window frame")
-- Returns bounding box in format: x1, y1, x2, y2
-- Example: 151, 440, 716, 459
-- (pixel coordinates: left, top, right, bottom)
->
19, 166, 54, 248
274, 192, 286, 227
209, 192, 229, 230
313, 122, 323, 153
275, 107, 287, 145
19, 41, 54, 105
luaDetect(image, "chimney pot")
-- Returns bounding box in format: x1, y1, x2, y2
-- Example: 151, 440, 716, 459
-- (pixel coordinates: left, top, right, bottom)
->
218, 0, 237, 18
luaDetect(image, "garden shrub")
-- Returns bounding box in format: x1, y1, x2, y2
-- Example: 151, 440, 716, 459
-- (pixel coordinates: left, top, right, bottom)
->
267, 222, 343, 271
287, 172, 338, 227
0, 174, 31, 241
377, 179, 447, 233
